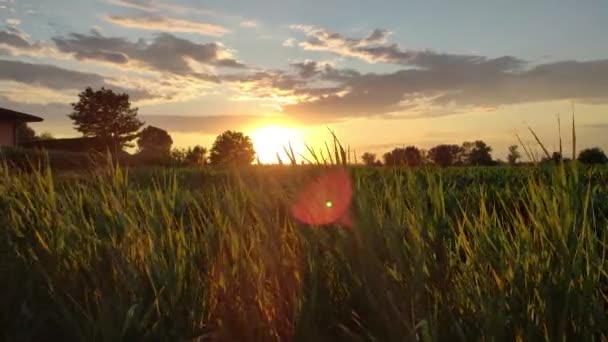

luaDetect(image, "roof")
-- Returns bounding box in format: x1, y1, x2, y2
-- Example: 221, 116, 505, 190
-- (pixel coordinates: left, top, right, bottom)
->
0, 107, 44, 122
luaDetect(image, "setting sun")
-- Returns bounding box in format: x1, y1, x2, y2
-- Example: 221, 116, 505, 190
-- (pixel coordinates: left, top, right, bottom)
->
251, 125, 305, 164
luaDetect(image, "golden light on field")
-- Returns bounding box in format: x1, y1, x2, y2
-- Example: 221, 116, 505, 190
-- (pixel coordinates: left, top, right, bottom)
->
251, 125, 305, 164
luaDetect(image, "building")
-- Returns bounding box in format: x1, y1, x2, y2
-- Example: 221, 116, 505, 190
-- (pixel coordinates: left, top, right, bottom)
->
0, 107, 44, 147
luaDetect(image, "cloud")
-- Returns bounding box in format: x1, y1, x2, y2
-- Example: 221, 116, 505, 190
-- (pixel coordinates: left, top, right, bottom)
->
105, 0, 157, 11
291, 25, 525, 72
280, 58, 608, 123
0, 27, 34, 50
240, 20, 258, 28
283, 38, 295, 47
105, 0, 217, 16
0, 59, 154, 100
52, 30, 245, 77
105, 15, 229, 36
6, 18, 20, 25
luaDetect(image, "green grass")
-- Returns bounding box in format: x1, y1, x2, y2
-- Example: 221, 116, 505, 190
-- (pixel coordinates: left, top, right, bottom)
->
1, 162, 608, 341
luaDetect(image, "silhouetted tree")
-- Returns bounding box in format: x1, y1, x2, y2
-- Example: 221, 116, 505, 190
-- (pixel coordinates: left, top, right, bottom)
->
361, 152, 378, 166
384, 146, 423, 166
552, 151, 563, 163
38, 132, 55, 140
507, 145, 521, 165
466, 140, 494, 166
185, 145, 208, 166
69, 87, 144, 152
137, 126, 173, 155
427, 144, 461, 167
578, 147, 608, 164
209, 130, 255, 166
16, 123, 36, 143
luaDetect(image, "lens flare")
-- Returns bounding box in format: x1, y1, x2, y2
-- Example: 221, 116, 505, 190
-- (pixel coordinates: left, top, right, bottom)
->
290, 168, 353, 227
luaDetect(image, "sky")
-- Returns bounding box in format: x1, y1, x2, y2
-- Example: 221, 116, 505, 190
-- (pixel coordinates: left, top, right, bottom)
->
1, 0, 607, 162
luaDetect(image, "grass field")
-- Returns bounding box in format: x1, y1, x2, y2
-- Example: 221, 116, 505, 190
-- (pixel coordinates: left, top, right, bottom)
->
1, 161, 608, 341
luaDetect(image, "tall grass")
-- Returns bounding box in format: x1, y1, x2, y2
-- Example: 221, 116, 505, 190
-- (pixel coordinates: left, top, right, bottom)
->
1, 158, 607, 341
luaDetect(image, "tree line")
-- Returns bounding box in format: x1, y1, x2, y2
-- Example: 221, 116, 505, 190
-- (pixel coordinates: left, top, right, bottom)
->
22, 86, 608, 167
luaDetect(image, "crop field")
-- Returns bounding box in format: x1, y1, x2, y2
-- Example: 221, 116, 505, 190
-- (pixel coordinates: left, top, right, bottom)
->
1, 162, 608, 341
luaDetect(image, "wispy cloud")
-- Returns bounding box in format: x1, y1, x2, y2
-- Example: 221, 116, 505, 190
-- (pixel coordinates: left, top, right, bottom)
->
105, 15, 229, 36
283, 38, 295, 47
105, 0, 158, 12
5, 18, 20, 25
239, 20, 258, 28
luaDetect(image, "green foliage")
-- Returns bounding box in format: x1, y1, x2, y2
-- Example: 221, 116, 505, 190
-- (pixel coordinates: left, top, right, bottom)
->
1, 158, 608, 340
69, 87, 144, 151
209, 130, 255, 166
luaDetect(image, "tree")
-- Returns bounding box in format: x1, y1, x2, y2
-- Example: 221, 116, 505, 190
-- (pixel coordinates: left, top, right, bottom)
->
507, 145, 521, 165
185, 145, 208, 166
383, 146, 423, 167
69, 87, 144, 152
360, 152, 378, 166
16, 123, 36, 143
578, 147, 608, 164
209, 130, 255, 166
137, 126, 173, 155
38, 132, 55, 140
467, 140, 494, 166
427, 144, 461, 167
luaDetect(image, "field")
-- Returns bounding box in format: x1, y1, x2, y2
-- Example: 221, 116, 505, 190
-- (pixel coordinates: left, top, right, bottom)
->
1, 162, 608, 341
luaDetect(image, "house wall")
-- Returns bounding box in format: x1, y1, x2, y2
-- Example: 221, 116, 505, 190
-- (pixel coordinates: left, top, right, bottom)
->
0, 121, 15, 146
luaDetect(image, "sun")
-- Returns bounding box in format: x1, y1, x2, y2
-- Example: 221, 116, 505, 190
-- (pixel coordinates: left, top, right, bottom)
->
251, 125, 305, 164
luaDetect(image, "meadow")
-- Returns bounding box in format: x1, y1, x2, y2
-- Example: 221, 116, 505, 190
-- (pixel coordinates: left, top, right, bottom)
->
1, 160, 608, 341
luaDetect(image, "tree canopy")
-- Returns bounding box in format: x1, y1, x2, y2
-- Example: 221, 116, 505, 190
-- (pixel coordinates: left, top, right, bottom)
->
69, 87, 144, 152
507, 145, 521, 165
427, 144, 461, 167
360, 152, 379, 166
578, 147, 608, 164
137, 126, 173, 155
383, 146, 423, 166
209, 130, 256, 166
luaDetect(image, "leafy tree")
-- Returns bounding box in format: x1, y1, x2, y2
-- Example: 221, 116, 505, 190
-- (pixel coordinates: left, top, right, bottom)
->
361, 152, 379, 166
38, 132, 55, 140
427, 144, 461, 167
467, 140, 494, 166
383, 146, 423, 166
507, 145, 521, 165
16, 123, 36, 143
69, 87, 144, 152
185, 145, 208, 166
578, 147, 608, 164
137, 126, 173, 155
209, 130, 255, 166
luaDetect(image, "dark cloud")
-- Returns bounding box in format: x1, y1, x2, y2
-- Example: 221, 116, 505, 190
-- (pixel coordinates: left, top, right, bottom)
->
52, 30, 245, 78
0, 59, 154, 100
282, 58, 608, 122
0, 27, 41, 53
290, 61, 320, 78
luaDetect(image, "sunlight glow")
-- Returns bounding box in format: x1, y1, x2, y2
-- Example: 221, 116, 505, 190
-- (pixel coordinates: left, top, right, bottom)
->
251, 125, 305, 164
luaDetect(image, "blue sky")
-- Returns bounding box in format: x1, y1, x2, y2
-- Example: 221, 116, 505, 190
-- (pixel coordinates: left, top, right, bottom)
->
1, 0, 607, 160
